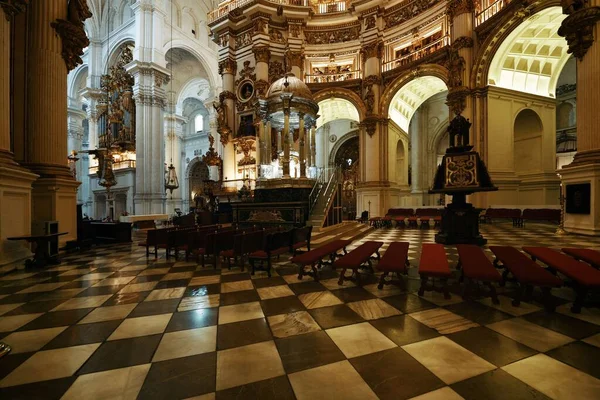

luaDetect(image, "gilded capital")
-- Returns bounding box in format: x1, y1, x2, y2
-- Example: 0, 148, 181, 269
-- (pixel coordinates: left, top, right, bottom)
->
1, 0, 29, 20
218, 58, 237, 76
253, 45, 271, 63
446, 0, 475, 19
362, 41, 383, 60
287, 51, 303, 68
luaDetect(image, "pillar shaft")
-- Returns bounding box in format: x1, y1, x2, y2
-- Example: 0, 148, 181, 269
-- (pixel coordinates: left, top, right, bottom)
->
0, 16, 9, 156
282, 112, 290, 177
299, 115, 306, 178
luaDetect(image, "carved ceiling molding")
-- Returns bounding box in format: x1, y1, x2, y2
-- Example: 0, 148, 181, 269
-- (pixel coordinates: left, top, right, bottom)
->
361, 41, 383, 59
558, 3, 600, 60
305, 24, 361, 45
384, 0, 438, 29
1, 0, 28, 20
51, 0, 92, 72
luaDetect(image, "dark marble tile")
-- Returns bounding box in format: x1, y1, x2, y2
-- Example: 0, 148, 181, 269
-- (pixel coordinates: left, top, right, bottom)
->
221, 273, 251, 283
166, 308, 219, 332
275, 330, 346, 374
370, 315, 439, 346
38, 275, 81, 283
447, 326, 537, 367
154, 279, 191, 289
351, 347, 445, 400
546, 341, 600, 380
59, 280, 99, 289
0, 352, 34, 380
194, 269, 222, 277
260, 296, 306, 317
382, 294, 436, 313
451, 369, 551, 400
128, 299, 179, 318
129, 275, 164, 284
217, 318, 272, 350
137, 352, 217, 400
522, 310, 600, 340
216, 375, 295, 400
78, 334, 162, 374
103, 291, 150, 306
75, 285, 125, 297
0, 285, 33, 295
18, 308, 93, 331
330, 287, 377, 303
3, 299, 68, 316
309, 304, 365, 329
288, 281, 327, 295
168, 265, 197, 272
0, 376, 77, 400
0, 293, 48, 304
220, 290, 260, 306
252, 276, 287, 289
183, 284, 220, 297
101, 270, 140, 278
445, 301, 512, 325
43, 320, 122, 350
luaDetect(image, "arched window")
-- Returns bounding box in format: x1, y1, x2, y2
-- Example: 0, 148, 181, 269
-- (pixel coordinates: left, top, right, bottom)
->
194, 114, 203, 133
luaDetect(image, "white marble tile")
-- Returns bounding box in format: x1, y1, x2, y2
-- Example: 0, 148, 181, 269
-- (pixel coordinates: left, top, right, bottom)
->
216, 341, 284, 391
2, 326, 67, 353
220, 280, 254, 293
137, 268, 170, 276
77, 272, 115, 281
144, 288, 186, 302
108, 314, 172, 340
418, 291, 464, 307
257, 285, 295, 300
402, 336, 496, 385
0, 343, 100, 388
288, 360, 378, 400
326, 322, 397, 358
218, 301, 264, 325
487, 318, 574, 352
78, 304, 137, 324
190, 275, 221, 286
408, 387, 465, 400
298, 291, 343, 309
319, 278, 356, 290
583, 333, 600, 348
118, 282, 158, 294
153, 326, 217, 362
51, 295, 112, 311
61, 364, 151, 400
409, 308, 479, 335
363, 283, 405, 298
503, 354, 600, 400
161, 272, 194, 281
347, 299, 402, 320
178, 295, 220, 312
267, 311, 321, 338
0, 313, 43, 332
16, 282, 69, 294
556, 303, 600, 326
92, 277, 136, 287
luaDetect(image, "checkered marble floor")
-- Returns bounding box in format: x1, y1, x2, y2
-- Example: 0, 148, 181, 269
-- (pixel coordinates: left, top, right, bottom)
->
1, 222, 600, 399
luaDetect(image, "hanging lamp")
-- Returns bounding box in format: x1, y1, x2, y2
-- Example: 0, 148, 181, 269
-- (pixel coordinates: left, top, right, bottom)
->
164, 1, 179, 197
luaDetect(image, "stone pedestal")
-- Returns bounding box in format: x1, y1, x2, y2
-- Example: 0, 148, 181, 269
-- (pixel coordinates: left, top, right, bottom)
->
435, 194, 486, 245
560, 163, 600, 236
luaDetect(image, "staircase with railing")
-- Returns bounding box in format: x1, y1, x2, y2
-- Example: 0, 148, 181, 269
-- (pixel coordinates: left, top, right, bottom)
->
308, 167, 342, 229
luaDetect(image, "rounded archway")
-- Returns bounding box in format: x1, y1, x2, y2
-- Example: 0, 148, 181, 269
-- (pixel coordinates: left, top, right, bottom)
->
332, 135, 359, 219
188, 158, 210, 208
514, 109, 543, 174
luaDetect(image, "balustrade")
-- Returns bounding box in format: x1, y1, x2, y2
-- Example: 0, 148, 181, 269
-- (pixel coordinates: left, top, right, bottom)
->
382, 35, 449, 72
475, 0, 513, 27
305, 70, 361, 84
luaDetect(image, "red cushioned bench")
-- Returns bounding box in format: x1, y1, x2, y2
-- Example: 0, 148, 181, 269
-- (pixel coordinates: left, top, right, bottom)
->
456, 244, 501, 304
334, 241, 383, 285
523, 247, 600, 313
377, 242, 410, 289
291, 239, 352, 281
489, 246, 562, 310
418, 244, 451, 299
562, 248, 600, 270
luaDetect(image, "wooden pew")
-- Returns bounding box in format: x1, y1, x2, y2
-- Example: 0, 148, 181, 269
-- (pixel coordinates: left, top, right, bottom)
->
562, 248, 600, 270
248, 230, 293, 277
334, 241, 383, 285
290, 226, 313, 256
290, 239, 352, 281
523, 246, 600, 313
377, 242, 410, 289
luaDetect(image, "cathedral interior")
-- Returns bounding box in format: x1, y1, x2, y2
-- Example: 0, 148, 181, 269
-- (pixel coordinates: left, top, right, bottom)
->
1, 0, 600, 399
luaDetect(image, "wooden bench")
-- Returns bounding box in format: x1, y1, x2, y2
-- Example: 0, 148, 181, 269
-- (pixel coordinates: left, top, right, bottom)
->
523, 247, 600, 313
489, 246, 562, 310
418, 243, 452, 299
522, 209, 560, 226
248, 230, 293, 277
138, 227, 173, 258
334, 241, 383, 285
484, 208, 522, 226
291, 239, 352, 281
562, 248, 600, 270
416, 208, 442, 229
456, 244, 501, 304
377, 242, 410, 289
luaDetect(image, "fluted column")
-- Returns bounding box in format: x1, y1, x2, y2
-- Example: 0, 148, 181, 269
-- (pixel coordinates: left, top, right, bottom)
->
0, 3, 39, 268
282, 110, 291, 177
299, 114, 306, 178
559, 1, 600, 235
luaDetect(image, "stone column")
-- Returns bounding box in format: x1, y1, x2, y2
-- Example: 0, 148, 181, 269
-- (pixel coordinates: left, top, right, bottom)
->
129, 0, 169, 214
288, 52, 303, 80
67, 106, 86, 203
0, 3, 39, 268
282, 110, 291, 178
559, 1, 600, 235
24, 0, 81, 243
311, 126, 316, 171
299, 114, 306, 178
164, 114, 185, 214
218, 58, 236, 185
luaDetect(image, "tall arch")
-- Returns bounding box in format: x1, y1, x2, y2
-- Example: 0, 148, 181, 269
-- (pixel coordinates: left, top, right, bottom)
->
162, 39, 219, 90
513, 108, 544, 174
313, 88, 367, 121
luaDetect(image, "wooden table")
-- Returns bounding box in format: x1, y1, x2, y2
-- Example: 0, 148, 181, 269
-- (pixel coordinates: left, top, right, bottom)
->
8, 232, 67, 268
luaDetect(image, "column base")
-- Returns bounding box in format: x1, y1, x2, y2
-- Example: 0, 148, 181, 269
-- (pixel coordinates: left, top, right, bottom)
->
31, 176, 80, 245
561, 162, 600, 236
134, 194, 166, 215
0, 162, 38, 271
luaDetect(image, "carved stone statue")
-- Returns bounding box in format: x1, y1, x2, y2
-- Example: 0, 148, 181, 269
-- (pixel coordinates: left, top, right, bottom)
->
447, 114, 472, 149
447, 48, 465, 88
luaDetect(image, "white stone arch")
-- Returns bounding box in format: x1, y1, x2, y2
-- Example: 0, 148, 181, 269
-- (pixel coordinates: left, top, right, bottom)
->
68, 64, 89, 101
176, 77, 212, 115
316, 98, 360, 129
487, 6, 570, 98
162, 39, 219, 90
166, 0, 183, 27
117, 0, 135, 26
105, 37, 135, 71
388, 76, 448, 132
181, 7, 200, 39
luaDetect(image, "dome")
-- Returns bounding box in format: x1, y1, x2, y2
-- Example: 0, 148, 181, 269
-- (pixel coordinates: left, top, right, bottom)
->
266, 73, 314, 101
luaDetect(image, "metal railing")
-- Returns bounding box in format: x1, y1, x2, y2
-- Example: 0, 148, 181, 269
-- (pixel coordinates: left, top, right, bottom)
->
475, 0, 513, 27
309, 167, 336, 213
305, 70, 361, 84
382, 35, 450, 72
556, 127, 577, 153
